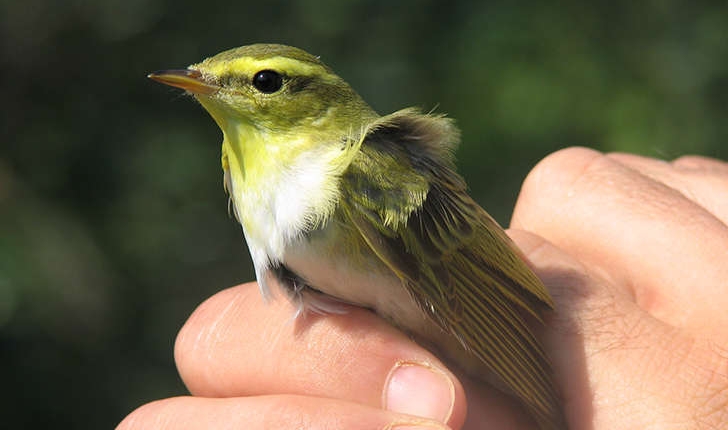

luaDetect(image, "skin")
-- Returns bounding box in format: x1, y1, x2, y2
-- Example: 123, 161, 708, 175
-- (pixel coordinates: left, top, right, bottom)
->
117, 148, 728, 429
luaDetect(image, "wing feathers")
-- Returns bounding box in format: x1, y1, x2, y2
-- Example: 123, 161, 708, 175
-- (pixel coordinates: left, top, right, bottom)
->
341, 109, 565, 429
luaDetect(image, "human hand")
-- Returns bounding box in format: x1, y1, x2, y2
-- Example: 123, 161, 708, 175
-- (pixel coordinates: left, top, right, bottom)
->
117, 147, 728, 429
511, 147, 728, 428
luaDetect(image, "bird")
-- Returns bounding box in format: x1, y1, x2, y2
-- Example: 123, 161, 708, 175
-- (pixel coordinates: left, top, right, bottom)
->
149, 43, 565, 429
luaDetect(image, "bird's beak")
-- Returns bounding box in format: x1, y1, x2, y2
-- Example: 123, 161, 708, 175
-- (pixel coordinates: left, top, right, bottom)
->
148, 69, 219, 95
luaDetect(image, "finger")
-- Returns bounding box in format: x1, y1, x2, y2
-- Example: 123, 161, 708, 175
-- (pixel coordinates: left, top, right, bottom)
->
607, 152, 728, 224
508, 229, 718, 429
672, 154, 728, 174
116, 395, 450, 430
507, 228, 618, 428
174, 284, 472, 427
512, 147, 728, 334
176, 283, 562, 429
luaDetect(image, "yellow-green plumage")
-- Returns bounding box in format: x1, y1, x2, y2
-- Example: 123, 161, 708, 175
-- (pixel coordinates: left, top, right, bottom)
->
149, 44, 566, 429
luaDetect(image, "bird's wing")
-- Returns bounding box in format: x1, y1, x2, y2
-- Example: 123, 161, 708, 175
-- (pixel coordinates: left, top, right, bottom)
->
339, 109, 563, 428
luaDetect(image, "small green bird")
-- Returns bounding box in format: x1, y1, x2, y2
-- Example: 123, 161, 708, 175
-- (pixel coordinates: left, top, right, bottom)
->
150, 44, 565, 429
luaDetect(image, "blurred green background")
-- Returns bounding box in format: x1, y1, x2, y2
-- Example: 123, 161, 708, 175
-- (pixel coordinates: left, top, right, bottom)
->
1, 0, 726, 428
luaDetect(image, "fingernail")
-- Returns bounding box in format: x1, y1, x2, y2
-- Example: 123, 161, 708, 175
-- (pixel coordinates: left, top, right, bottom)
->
383, 361, 455, 423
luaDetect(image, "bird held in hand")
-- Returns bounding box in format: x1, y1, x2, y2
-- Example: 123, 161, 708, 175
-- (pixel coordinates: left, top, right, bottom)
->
149, 43, 565, 429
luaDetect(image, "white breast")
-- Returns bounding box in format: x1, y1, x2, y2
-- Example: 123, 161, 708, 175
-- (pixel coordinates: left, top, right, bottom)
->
227, 145, 343, 298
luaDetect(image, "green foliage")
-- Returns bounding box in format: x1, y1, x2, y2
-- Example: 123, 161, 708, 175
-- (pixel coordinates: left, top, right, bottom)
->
0, 0, 725, 427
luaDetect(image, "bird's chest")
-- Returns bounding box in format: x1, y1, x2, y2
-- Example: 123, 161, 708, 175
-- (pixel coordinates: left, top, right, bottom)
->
225, 146, 342, 268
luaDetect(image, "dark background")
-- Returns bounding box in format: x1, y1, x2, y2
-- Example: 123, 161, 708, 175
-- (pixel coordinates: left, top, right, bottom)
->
1, 1, 726, 428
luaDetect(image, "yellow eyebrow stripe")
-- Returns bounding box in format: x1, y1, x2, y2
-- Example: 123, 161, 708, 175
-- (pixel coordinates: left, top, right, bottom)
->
199, 57, 327, 78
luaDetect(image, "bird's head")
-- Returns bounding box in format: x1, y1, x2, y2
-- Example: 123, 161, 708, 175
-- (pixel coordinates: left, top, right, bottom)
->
149, 44, 377, 143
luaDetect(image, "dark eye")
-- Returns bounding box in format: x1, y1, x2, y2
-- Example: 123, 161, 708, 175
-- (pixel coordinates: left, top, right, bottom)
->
252, 70, 283, 93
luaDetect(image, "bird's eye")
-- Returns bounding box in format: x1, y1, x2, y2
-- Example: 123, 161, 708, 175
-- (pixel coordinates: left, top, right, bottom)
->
252, 70, 283, 93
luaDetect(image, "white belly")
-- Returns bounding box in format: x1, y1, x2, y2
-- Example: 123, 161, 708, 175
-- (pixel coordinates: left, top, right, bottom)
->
282, 231, 435, 337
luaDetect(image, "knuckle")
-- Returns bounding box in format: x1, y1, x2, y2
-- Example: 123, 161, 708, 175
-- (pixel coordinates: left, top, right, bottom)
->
515, 146, 609, 229
521, 147, 607, 203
